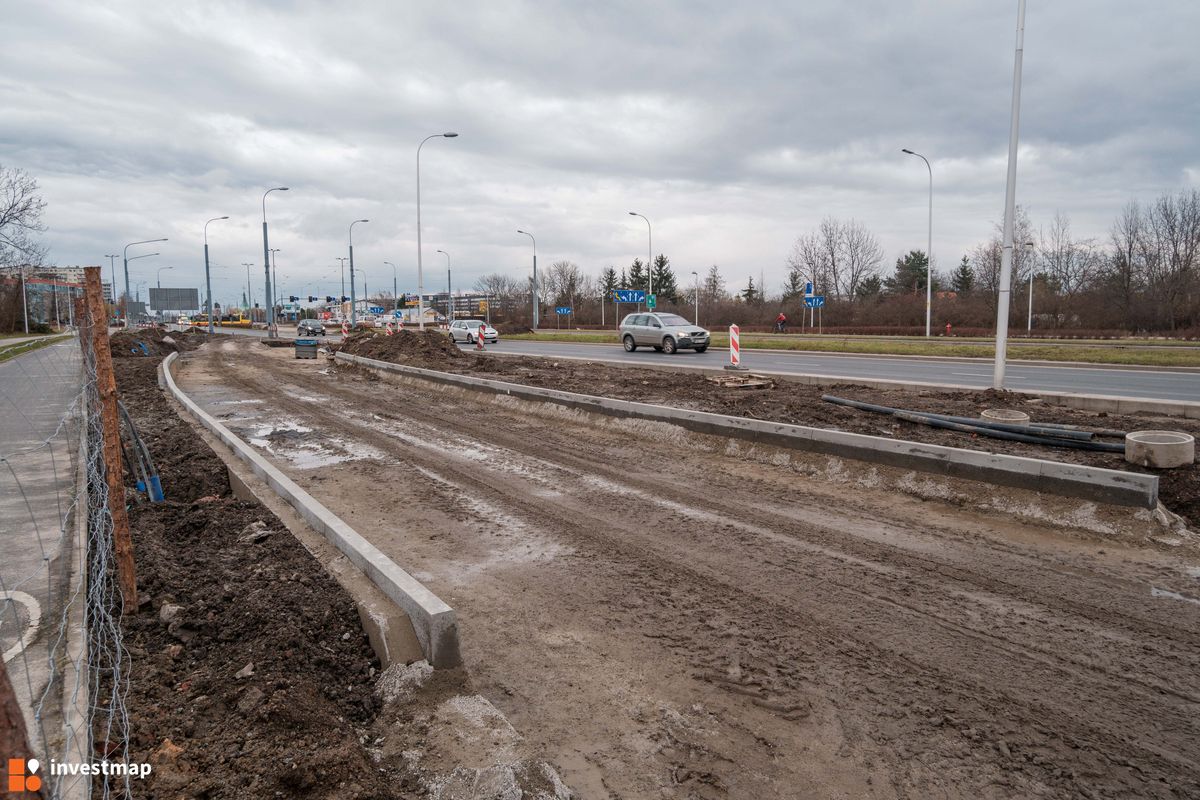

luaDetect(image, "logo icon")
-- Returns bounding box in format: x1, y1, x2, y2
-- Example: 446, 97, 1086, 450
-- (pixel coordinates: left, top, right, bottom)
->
6, 758, 41, 793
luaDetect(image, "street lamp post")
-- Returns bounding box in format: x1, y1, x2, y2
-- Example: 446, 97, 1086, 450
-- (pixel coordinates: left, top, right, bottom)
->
384, 261, 398, 312
105, 255, 119, 317
901, 149, 933, 337
691, 270, 700, 324
416, 132, 459, 331
241, 263, 255, 312
516, 230, 537, 328
156, 265, 173, 288
270, 248, 281, 322
203, 217, 229, 334
261, 186, 289, 337
348, 220, 369, 326
437, 250, 451, 322
993, 0, 1027, 390
1024, 241, 1036, 331
123, 238, 168, 324
628, 212, 652, 304
126, 252, 159, 320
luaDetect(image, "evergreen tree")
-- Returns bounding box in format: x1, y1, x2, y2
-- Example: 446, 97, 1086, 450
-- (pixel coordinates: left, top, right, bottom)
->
950, 255, 975, 293
650, 254, 679, 303
619, 268, 629, 288
702, 264, 726, 303
628, 258, 647, 291
856, 274, 883, 299
782, 266, 807, 301
740, 276, 761, 304
884, 250, 937, 294
599, 266, 619, 300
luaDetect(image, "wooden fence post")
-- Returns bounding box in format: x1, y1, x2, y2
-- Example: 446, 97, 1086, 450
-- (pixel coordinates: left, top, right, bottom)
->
83, 266, 136, 610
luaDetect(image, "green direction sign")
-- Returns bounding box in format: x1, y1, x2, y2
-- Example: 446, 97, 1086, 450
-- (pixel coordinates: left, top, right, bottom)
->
647, 294, 657, 309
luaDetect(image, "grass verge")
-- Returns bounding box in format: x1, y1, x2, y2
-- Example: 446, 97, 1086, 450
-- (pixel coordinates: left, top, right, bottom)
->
0, 333, 72, 363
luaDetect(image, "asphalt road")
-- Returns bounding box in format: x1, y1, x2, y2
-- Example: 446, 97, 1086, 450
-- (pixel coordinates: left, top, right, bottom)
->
196, 325, 1200, 402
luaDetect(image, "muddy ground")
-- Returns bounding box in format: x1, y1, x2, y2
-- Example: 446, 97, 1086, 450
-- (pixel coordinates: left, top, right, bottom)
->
338, 330, 1200, 529
112, 336, 572, 799
179, 336, 1200, 799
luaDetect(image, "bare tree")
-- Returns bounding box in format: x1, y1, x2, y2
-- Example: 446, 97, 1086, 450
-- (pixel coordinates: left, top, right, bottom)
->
1105, 200, 1146, 327
0, 165, 47, 266
473, 272, 522, 301
1142, 189, 1200, 330
701, 264, 726, 305
1038, 211, 1100, 298
839, 220, 884, 301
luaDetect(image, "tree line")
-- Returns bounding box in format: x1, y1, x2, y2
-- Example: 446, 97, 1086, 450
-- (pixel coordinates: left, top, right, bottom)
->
474, 188, 1200, 335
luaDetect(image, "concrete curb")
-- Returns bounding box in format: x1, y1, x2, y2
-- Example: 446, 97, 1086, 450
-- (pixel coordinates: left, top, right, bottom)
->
476, 350, 1200, 419
338, 351, 1160, 510
161, 352, 460, 668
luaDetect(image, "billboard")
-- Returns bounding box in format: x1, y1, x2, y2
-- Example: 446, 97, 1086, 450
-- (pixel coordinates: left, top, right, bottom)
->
148, 287, 200, 311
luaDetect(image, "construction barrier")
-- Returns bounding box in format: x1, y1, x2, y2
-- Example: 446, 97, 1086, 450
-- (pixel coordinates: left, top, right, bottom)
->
725, 324, 747, 371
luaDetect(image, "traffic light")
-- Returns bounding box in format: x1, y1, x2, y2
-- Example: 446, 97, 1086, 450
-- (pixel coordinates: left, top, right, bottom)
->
308, 296, 319, 302
341, 296, 349, 302
288, 295, 299, 302
325, 296, 335, 303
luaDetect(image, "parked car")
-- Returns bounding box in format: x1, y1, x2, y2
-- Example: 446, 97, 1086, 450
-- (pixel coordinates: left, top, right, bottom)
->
297, 319, 326, 336
618, 313, 709, 354
448, 319, 499, 344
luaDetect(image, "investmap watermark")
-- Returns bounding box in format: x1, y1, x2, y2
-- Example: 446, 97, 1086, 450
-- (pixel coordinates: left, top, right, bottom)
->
6, 757, 152, 792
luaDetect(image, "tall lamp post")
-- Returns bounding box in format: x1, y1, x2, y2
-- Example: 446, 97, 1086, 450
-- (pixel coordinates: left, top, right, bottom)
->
691, 270, 700, 324
241, 262, 255, 312
437, 249, 451, 322
901, 149, 933, 337
126, 252, 159, 320
105, 254, 119, 319
156, 265, 173, 288
123, 238, 168, 324
517, 230, 537, 328
628, 212, 652, 303
993, 0, 1027, 390
203, 216, 229, 334
270, 248, 281, 321
1024, 240, 1036, 331
348, 219, 369, 326
261, 186, 289, 337
416, 132, 459, 331
384, 261, 398, 312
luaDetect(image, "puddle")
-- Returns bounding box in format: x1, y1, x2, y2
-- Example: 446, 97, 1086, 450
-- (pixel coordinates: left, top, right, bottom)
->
1151, 587, 1200, 606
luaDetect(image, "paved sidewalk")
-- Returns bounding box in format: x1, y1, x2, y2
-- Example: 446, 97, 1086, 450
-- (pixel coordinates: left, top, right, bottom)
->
0, 336, 82, 754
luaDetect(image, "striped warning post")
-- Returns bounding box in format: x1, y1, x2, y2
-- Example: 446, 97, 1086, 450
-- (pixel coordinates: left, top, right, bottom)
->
725, 324, 747, 371
385, 322, 394, 336
341, 321, 349, 336
476, 327, 485, 351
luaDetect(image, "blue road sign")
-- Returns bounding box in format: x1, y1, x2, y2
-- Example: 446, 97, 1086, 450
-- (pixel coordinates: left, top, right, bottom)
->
555, 306, 572, 315
804, 295, 826, 308
369, 305, 385, 314
804, 282, 814, 297
612, 289, 646, 303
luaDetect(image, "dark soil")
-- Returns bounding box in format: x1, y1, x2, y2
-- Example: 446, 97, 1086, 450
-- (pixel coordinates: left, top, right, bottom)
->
112, 357, 413, 799
110, 327, 214, 358
338, 331, 1200, 528
337, 329, 463, 369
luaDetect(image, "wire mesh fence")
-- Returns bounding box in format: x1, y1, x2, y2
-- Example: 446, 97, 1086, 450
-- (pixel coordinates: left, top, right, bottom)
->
1, 299, 136, 799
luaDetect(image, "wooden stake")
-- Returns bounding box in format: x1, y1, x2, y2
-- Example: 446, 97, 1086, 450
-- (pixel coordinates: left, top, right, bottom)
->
84, 266, 136, 610
0, 659, 44, 798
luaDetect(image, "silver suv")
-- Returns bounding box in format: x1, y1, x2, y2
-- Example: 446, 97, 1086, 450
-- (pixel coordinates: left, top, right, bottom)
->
619, 313, 709, 354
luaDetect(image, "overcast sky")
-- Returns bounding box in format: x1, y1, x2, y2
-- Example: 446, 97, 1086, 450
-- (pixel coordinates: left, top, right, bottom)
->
2, 0, 1197, 306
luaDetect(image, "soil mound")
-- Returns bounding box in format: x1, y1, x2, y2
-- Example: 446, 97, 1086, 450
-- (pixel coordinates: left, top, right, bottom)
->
338, 329, 463, 369
110, 327, 210, 358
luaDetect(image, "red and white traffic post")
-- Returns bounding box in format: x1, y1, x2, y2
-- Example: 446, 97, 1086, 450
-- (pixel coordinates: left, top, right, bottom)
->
341, 320, 349, 336
725, 324, 747, 371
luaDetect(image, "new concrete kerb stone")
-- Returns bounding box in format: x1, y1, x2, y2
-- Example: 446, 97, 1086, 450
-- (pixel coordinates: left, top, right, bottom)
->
160, 352, 460, 668
337, 351, 1160, 510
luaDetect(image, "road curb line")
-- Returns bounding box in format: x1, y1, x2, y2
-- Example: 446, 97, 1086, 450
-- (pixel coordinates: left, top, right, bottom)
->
161, 352, 460, 668
338, 351, 1159, 510
476, 350, 1200, 419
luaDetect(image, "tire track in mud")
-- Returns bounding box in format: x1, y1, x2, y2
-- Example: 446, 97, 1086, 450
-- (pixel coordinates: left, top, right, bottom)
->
182, 344, 1200, 798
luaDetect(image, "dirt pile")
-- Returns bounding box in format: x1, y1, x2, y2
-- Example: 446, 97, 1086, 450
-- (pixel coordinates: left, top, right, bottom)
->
338, 329, 464, 369
112, 358, 410, 798
110, 327, 211, 358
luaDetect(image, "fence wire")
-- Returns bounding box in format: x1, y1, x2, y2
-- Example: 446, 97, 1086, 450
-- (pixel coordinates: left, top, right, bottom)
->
0, 318, 135, 800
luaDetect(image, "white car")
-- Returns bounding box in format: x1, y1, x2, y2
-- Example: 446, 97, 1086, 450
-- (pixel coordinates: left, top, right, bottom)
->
448, 319, 499, 344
